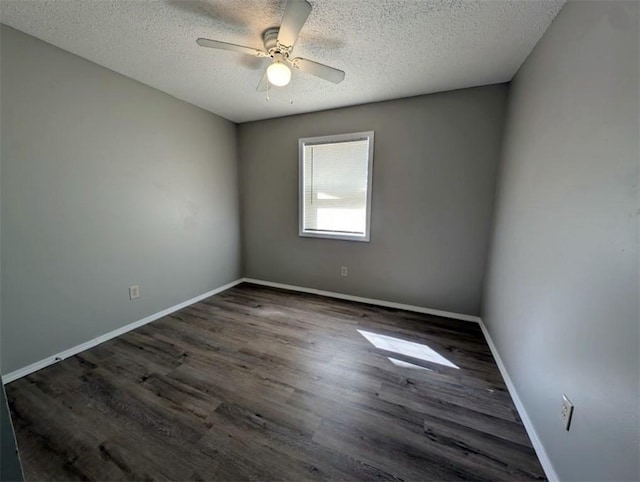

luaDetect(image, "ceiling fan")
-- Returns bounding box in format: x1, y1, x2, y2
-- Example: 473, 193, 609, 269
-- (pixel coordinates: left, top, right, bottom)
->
196, 0, 345, 91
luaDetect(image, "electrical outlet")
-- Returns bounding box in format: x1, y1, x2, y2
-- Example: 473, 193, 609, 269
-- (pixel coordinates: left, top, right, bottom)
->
341, 266, 348, 277
561, 394, 574, 431
129, 285, 140, 300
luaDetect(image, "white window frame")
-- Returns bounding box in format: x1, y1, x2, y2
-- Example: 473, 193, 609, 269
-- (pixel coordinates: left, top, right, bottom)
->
298, 131, 374, 242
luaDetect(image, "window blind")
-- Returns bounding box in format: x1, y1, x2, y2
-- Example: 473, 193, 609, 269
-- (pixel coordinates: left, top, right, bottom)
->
302, 138, 370, 236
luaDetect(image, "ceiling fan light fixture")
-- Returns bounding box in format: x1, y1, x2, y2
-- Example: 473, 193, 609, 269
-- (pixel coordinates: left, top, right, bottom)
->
267, 61, 291, 87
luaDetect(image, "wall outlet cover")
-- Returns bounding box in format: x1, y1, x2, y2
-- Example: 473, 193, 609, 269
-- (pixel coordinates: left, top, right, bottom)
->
561, 394, 574, 431
129, 285, 140, 300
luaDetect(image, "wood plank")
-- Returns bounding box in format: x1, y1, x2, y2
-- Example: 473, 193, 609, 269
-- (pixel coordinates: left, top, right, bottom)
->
6, 282, 545, 481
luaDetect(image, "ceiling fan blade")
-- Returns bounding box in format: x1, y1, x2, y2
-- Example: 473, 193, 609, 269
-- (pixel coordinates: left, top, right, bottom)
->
256, 67, 270, 92
277, 0, 312, 49
196, 38, 269, 58
291, 58, 345, 84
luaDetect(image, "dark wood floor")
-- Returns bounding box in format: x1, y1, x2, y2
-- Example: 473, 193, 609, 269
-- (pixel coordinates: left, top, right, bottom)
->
6, 283, 545, 481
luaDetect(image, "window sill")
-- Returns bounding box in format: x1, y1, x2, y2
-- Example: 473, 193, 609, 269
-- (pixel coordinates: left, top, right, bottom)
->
299, 231, 370, 242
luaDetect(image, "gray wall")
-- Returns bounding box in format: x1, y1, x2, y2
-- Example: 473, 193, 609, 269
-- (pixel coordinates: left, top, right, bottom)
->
0, 30, 24, 479
482, 2, 639, 481
1, 25, 242, 375
239, 85, 508, 316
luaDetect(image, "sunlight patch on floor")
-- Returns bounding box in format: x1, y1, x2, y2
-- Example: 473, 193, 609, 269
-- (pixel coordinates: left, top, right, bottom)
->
358, 330, 459, 369
387, 357, 435, 371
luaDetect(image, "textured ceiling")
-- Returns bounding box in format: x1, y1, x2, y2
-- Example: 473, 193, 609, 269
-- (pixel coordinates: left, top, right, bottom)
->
0, 0, 564, 123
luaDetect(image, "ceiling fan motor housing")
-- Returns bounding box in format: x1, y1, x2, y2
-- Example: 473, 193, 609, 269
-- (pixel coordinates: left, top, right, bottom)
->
263, 27, 288, 56
262, 27, 291, 59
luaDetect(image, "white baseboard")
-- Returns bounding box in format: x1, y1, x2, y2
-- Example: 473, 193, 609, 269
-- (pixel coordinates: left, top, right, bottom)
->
1, 278, 244, 385
2, 277, 477, 384
242, 278, 481, 323
2, 275, 556, 481
478, 320, 559, 482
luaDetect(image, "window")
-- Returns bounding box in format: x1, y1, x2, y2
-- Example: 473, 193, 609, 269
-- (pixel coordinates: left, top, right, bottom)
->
299, 131, 374, 242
